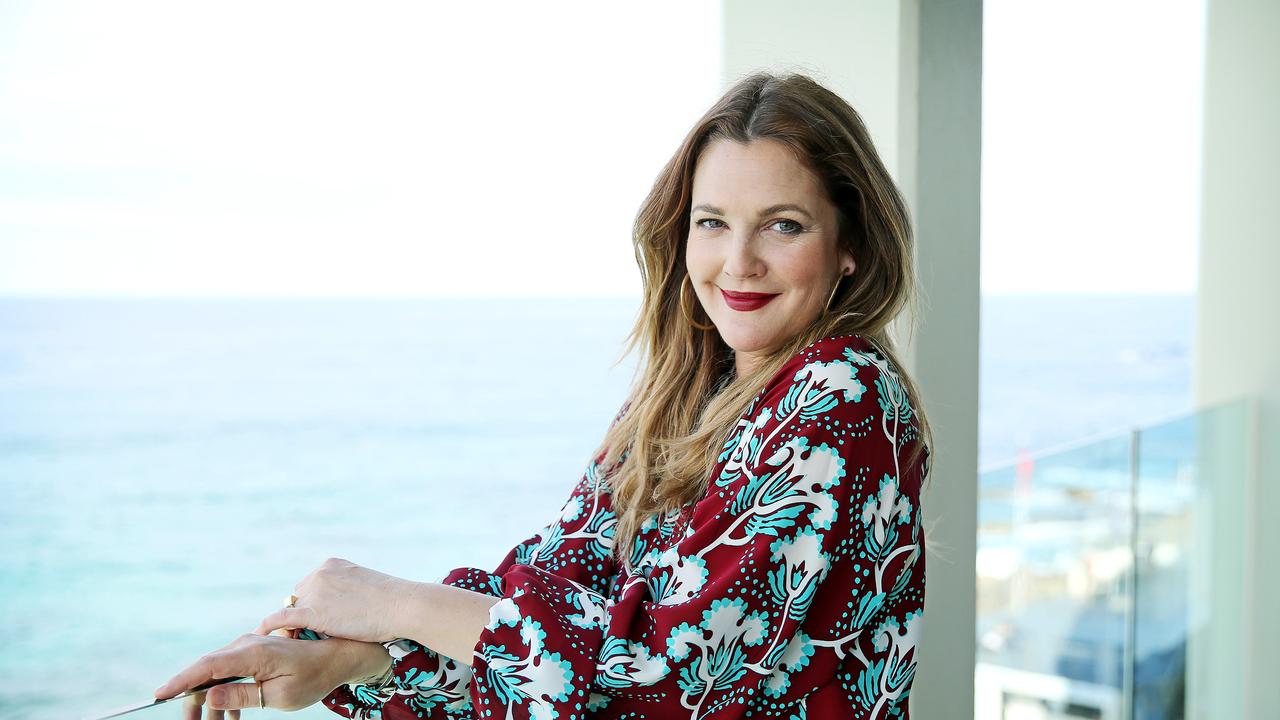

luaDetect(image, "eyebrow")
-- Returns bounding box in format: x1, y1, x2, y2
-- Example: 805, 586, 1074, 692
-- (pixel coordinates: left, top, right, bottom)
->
691, 203, 814, 220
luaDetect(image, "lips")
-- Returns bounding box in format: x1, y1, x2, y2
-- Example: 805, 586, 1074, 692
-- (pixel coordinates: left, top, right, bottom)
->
720, 288, 780, 311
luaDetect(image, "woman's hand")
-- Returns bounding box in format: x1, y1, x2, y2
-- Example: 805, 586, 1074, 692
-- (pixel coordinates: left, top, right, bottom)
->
153, 632, 364, 718
252, 557, 413, 643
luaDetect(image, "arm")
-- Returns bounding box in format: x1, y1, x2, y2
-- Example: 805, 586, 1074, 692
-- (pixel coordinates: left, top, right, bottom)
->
313, 400, 630, 719
338, 639, 395, 685
389, 582, 500, 664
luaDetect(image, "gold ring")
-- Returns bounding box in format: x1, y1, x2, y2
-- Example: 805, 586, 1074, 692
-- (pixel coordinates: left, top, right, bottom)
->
257, 679, 265, 709
284, 594, 298, 608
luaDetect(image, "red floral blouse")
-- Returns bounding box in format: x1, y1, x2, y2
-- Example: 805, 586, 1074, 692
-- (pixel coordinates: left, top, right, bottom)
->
311, 333, 929, 719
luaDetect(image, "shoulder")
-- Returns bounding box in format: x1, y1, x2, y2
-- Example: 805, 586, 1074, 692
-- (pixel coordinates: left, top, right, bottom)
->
757, 332, 901, 410
747, 332, 924, 486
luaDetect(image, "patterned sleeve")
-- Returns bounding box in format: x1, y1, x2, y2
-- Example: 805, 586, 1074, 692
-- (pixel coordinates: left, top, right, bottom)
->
465, 336, 928, 719
314, 403, 629, 720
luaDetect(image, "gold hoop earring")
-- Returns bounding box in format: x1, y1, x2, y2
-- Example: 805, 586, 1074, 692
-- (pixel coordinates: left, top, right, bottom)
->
681, 275, 717, 331
825, 272, 847, 313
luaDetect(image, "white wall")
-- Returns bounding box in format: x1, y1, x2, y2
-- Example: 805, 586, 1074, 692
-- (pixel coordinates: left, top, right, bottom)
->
1193, 0, 1280, 715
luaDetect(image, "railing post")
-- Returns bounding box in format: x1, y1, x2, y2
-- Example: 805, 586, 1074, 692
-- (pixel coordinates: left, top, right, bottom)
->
1122, 427, 1139, 720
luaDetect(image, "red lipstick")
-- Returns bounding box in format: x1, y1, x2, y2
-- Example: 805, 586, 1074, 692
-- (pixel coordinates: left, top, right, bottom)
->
721, 288, 780, 311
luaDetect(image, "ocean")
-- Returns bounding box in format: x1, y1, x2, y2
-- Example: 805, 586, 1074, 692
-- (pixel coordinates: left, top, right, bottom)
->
0, 294, 1195, 719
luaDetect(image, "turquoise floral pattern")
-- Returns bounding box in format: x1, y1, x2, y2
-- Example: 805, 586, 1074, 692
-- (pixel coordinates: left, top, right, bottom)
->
317, 334, 928, 719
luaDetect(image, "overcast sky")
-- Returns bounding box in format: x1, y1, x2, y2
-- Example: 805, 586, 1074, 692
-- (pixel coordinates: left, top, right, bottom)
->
0, 0, 1204, 298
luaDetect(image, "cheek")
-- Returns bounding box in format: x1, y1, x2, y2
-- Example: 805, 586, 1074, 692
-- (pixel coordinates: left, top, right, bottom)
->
776, 250, 827, 289
684, 242, 717, 278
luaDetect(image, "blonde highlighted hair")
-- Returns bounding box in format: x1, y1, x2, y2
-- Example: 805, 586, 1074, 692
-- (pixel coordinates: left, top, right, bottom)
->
594, 70, 934, 573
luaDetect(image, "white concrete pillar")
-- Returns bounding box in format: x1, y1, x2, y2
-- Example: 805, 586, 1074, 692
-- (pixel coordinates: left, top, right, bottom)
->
897, 2, 982, 717
1193, 0, 1280, 716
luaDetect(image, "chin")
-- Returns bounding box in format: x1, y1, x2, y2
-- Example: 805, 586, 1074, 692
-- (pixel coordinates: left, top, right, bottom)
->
714, 324, 778, 354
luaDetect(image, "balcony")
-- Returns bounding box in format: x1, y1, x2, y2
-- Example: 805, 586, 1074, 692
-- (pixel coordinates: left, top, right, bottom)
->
975, 396, 1256, 719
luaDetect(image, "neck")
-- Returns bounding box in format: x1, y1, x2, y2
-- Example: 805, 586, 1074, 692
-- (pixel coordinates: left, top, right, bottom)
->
734, 352, 760, 378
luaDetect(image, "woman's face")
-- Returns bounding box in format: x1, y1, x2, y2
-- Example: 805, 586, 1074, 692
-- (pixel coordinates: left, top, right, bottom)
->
686, 137, 855, 376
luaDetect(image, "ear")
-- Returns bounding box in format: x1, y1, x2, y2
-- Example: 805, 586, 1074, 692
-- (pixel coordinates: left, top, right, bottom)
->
838, 247, 856, 276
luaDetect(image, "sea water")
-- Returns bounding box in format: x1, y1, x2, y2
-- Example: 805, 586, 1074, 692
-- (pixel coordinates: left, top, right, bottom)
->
0, 294, 1193, 719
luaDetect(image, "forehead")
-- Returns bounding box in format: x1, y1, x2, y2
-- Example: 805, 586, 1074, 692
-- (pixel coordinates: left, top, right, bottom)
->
690, 138, 824, 208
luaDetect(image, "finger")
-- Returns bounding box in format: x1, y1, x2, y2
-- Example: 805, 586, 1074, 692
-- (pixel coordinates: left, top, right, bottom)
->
183, 690, 206, 720
207, 680, 264, 711
254, 607, 309, 636
155, 644, 253, 699
229, 711, 240, 720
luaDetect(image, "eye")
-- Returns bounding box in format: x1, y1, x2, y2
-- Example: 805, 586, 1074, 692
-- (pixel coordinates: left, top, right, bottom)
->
771, 219, 804, 235
695, 218, 804, 234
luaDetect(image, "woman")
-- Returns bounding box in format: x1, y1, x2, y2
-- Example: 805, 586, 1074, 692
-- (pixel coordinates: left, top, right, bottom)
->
154, 70, 935, 720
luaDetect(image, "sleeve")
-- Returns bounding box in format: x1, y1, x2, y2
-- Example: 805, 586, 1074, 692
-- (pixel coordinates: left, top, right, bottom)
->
462, 338, 928, 720
314, 402, 629, 720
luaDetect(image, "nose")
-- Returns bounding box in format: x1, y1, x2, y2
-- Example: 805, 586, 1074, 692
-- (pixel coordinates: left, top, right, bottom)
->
723, 229, 765, 280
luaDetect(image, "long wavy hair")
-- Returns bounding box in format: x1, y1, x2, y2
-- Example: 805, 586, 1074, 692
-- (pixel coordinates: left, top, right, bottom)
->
593, 70, 935, 573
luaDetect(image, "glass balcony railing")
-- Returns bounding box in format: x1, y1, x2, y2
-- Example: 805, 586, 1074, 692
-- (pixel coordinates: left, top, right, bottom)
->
974, 396, 1255, 720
